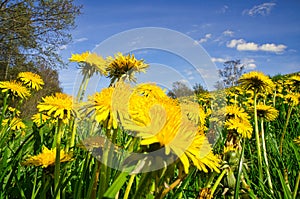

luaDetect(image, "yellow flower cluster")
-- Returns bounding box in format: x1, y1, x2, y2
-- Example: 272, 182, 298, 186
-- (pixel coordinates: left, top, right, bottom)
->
22, 146, 72, 168
69, 51, 149, 83
82, 82, 220, 174
0, 72, 44, 99
224, 105, 253, 139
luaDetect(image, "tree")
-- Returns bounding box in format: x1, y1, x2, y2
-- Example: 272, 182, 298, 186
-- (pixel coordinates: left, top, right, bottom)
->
0, 0, 82, 80
219, 60, 245, 88
192, 83, 207, 95
167, 81, 194, 98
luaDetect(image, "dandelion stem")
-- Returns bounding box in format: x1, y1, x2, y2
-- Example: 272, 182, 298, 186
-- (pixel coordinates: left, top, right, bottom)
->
123, 174, 136, 199
211, 169, 227, 196
293, 170, 300, 199
68, 118, 77, 151
253, 91, 264, 188
280, 105, 293, 155
54, 119, 63, 199
261, 118, 273, 194
234, 139, 245, 199
0, 92, 9, 124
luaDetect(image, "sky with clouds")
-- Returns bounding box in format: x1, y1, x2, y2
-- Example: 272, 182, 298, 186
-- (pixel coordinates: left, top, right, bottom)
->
59, 0, 300, 94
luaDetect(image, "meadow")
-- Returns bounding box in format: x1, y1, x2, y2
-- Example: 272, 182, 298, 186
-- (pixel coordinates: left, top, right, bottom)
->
0, 52, 299, 199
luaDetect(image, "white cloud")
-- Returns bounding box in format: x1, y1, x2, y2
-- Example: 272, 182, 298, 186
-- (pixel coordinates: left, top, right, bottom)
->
222, 30, 234, 37
227, 39, 245, 48
243, 2, 276, 16
247, 63, 257, 69
59, 45, 68, 50
242, 58, 257, 69
198, 33, 212, 43
260, 43, 287, 53
237, 42, 259, 51
227, 39, 287, 53
211, 57, 227, 63
74, 37, 88, 43
217, 5, 229, 14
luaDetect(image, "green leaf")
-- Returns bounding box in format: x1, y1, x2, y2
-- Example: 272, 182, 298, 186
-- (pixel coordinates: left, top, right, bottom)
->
103, 171, 131, 199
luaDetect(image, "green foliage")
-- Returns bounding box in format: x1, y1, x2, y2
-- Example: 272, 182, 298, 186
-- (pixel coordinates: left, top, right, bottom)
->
0, 0, 82, 79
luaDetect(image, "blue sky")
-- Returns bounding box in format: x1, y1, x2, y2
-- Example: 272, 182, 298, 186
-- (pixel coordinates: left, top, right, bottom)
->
59, 0, 300, 94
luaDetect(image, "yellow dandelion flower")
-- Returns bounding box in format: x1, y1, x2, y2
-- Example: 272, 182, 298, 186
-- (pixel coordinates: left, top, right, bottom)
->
225, 117, 253, 139
289, 75, 300, 92
8, 107, 21, 116
0, 80, 30, 99
224, 145, 238, 154
122, 85, 220, 173
106, 52, 149, 82
134, 83, 168, 100
2, 117, 26, 131
70, 52, 107, 77
37, 93, 74, 122
32, 113, 52, 126
180, 100, 207, 129
18, 72, 44, 91
22, 146, 72, 168
85, 87, 118, 129
250, 104, 279, 121
184, 131, 220, 173
238, 71, 275, 94
69, 51, 90, 62
199, 188, 212, 199
294, 136, 300, 146
85, 52, 107, 75
284, 93, 300, 106
225, 105, 250, 121
290, 75, 300, 82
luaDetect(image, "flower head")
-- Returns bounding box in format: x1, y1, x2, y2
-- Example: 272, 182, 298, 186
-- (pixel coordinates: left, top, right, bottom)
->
18, 72, 44, 91
2, 117, 26, 131
69, 51, 90, 62
8, 107, 21, 116
106, 52, 149, 83
251, 104, 278, 121
238, 71, 275, 94
284, 93, 300, 106
122, 84, 220, 173
0, 80, 30, 99
134, 83, 168, 100
294, 136, 300, 147
70, 51, 107, 77
225, 117, 253, 139
32, 113, 53, 126
22, 146, 72, 168
289, 75, 300, 92
85, 87, 118, 129
225, 105, 250, 121
37, 93, 75, 122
